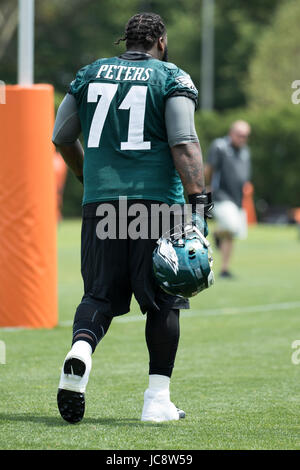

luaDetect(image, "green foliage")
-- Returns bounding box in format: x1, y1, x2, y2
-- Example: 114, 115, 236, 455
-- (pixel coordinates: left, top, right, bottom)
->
0, 0, 284, 110
246, 0, 300, 108
195, 105, 300, 208
213, 0, 283, 109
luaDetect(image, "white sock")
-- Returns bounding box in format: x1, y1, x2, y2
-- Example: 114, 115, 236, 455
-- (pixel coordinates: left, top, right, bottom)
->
148, 374, 170, 392
70, 340, 92, 360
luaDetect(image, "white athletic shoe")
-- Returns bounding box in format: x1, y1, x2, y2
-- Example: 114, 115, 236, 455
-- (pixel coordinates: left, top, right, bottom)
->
58, 348, 92, 393
57, 344, 92, 423
141, 388, 186, 422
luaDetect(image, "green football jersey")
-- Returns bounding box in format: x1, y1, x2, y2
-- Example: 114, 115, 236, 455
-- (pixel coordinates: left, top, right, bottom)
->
69, 52, 198, 205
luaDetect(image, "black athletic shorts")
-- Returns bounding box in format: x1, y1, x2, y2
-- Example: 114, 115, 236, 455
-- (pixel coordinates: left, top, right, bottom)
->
79, 200, 190, 317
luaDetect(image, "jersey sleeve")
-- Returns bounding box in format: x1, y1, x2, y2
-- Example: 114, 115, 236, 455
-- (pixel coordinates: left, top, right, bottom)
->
164, 65, 198, 108
68, 65, 89, 98
165, 96, 199, 147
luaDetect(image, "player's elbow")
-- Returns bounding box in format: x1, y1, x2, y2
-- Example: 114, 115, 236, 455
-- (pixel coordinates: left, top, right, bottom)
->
51, 129, 63, 147
51, 134, 76, 148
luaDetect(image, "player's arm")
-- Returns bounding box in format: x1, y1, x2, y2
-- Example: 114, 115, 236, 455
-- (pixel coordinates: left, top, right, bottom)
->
52, 93, 84, 183
171, 141, 205, 194
166, 96, 204, 193
166, 96, 213, 234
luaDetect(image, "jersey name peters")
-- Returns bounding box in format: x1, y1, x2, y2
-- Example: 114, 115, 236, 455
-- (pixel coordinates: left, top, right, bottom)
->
96, 64, 153, 82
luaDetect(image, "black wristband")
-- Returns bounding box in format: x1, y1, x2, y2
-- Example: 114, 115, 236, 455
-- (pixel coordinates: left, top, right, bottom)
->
188, 191, 212, 208
188, 192, 214, 218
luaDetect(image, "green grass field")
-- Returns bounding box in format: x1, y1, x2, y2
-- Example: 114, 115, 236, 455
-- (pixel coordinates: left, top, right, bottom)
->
0, 221, 300, 450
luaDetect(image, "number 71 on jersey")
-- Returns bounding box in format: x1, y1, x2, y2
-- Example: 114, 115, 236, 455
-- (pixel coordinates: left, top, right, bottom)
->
87, 82, 151, 151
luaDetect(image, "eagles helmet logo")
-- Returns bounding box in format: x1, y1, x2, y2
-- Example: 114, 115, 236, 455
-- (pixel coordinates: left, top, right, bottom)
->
175, 75, 197, 92
157, 238, 179, 275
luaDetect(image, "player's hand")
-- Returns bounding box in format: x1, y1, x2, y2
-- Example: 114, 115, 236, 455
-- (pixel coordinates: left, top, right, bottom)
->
188, 191, 213, 237
191, 212, 208, 237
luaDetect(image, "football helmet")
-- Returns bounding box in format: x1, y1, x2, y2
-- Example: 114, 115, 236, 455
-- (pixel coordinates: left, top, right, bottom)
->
153, 224, 214, 298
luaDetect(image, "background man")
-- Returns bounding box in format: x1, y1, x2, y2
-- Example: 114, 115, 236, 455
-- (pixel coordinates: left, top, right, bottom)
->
52, 12, 210, 424
205, 120, 251, 278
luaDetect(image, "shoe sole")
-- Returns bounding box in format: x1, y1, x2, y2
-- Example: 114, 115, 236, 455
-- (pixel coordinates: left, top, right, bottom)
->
57, 358, 86, 424
177, 408, 186, 419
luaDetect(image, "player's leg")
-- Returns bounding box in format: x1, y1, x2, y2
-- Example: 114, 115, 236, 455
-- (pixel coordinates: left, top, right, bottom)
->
145, 307, 180, 379
129, 200, 189, 422
219, 233, 234, 275
141, 307, 185, 422
57, 202, 125, 423
57, 301, 113, 424
213, 200, 241, 277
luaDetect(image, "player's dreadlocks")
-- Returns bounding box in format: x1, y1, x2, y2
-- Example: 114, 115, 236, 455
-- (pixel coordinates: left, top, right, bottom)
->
115, 13, 166, 51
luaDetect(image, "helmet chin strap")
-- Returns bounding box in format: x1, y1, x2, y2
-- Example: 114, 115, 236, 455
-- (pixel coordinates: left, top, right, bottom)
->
207, 270, 215, 287
184, 224, 210, 248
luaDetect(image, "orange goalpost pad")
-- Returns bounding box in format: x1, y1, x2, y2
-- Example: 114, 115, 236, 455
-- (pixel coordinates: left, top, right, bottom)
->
242, 182, 257, 225
0, 85, 58, 328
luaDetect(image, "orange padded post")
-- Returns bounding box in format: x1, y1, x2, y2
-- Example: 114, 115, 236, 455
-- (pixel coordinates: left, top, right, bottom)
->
0, 85, 57, 327
242, 182, 257, 225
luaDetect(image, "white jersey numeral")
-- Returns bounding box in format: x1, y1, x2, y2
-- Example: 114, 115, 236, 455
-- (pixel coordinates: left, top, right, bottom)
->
119, 85, 151, 150
87, 83, 118, 148
87, 83, 151, 150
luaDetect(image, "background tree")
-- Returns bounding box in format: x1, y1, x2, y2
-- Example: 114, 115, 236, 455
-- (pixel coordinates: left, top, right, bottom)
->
245, 0, 300, 109
0, 0, 285, 110
0, 0, 18, 62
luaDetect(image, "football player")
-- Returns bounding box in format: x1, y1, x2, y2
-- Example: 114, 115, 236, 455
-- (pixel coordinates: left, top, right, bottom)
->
52, 12, 211, 424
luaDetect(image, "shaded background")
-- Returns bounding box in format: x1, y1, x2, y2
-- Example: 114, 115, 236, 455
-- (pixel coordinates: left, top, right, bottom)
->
1, 0, 299, 219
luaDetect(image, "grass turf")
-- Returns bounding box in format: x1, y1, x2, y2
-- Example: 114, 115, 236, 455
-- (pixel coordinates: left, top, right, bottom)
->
0, 221, 300, 450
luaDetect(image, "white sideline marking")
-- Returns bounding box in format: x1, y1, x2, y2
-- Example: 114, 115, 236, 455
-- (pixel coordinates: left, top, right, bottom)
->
58, 301, 300, 327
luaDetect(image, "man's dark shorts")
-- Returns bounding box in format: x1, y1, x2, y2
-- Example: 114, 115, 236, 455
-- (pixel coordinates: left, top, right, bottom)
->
80, 200, 190, 317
